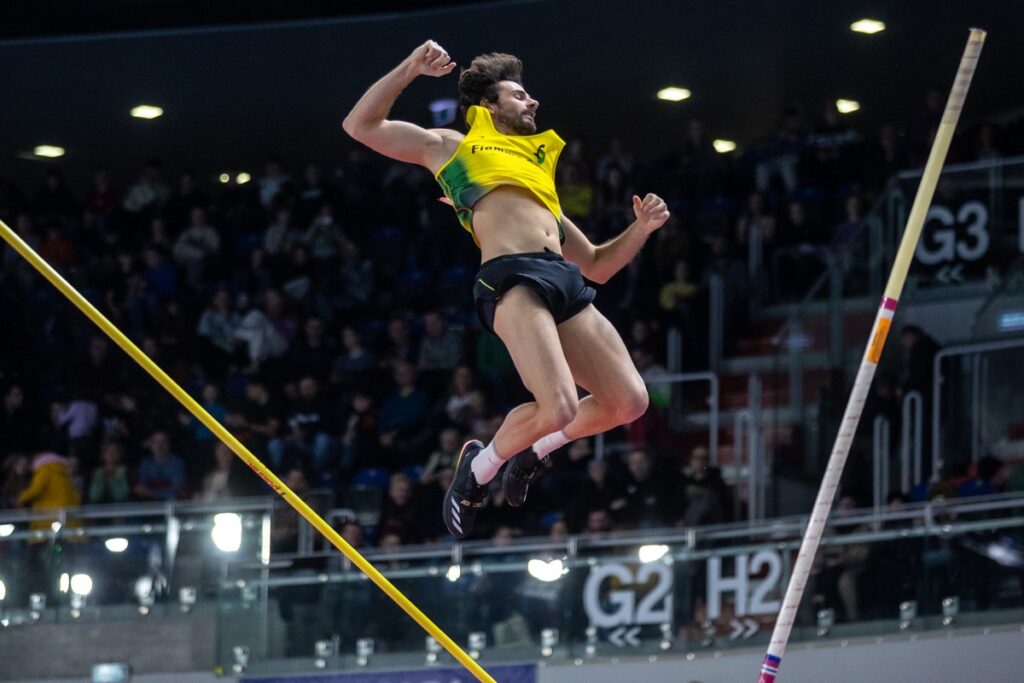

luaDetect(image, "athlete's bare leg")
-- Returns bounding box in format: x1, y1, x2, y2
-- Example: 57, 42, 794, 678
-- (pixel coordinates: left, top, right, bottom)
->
555, 304, 649, 438
491, 292, 647, 459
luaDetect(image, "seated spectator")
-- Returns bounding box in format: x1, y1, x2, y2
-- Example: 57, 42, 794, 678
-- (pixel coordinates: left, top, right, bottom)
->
122, 160, 170, 215
583, 507, 614, 535
379, 472, 424, 544
419, 310, 462, 373
18, 451, 80, 528
275, 376, 337, 481
196, 289, 240, 376
340, 390, 379, 475
614, 449, 676, 528
258, 157, 290, 208
235, 289, 291, 372
133, 430, 187, 501
51, 385, 100, 465
380, 316, 417, 368
198, 442, 240, 502
264, 207, 299, 259
331, 325, 377, 389
378, 361, 431, 467
141, 244, 179, 302
182, 383, 227, 456
442, 365, 486, 434
420, 427, 462, 486
679, 445, 729, 526
172, 206, 221, 287
814, 495, 871, 622
304, 203, 350, 265
225, 378, 282, 457
287, 316, 333, 380
88, 441, 131, 505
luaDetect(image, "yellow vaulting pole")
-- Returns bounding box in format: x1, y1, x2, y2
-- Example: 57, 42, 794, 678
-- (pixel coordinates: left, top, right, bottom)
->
0, 217, 496, 683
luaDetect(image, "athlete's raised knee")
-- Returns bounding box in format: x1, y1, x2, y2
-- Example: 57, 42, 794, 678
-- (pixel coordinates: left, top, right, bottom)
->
536, 387, 579, 434
614, 382, 649, 425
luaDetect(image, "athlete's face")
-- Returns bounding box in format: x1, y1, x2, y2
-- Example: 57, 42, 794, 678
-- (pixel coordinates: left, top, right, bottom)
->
486, 81, 538, 135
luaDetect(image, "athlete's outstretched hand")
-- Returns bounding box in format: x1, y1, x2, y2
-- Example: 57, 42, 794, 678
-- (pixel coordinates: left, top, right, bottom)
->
407, 40, 457, 78
633, 193, 670, 233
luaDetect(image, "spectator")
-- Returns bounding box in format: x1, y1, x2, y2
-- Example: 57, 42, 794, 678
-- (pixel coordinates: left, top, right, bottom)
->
1, 454, 31, 509
172, 206, 221, 286
198, 442, 240, 501
421, 427, 462, 486
51, 385, 101, 465
88, 441, 131, 505
331, 325, 377, 388
133, 431, 187, 501
378, 361, 431, 467
18, 451, 80, 529
122, 160, 170, 215
679, 445, 729, 526
615, 449, 675, 528
379, 472, 424, 543
418, 310, 462, 372
235, 289, 291, 371
258, 158, 290, 208
442, 366, 486, 434
264, 207, 299, 258
278, 376, 337, 480
196, 289, 240, 376
287, 316, 333, 380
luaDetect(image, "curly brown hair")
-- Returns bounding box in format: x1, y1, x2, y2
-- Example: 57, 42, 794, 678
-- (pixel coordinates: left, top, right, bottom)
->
457, 53, 524, 121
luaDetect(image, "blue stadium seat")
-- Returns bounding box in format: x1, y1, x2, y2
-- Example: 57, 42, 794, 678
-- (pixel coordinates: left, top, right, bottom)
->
352, 467, 390, 490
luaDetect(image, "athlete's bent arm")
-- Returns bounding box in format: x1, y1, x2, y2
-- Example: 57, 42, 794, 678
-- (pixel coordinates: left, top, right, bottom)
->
561, 193, 670, 284
342, 40, 459, 169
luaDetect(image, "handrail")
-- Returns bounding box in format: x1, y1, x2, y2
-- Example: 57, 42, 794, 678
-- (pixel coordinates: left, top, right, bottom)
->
931, 336, 1024, 478
894, 153, 1024, 180
970, 254, 1024, 336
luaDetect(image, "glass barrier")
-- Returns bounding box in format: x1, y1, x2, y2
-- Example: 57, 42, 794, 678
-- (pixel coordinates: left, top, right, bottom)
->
0, 497, 279, 625
215, 492, 1024, 675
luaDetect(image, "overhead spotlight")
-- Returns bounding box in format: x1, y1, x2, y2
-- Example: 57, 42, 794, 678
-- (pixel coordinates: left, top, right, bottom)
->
527, 558, 565, 582
445, 564, 461, 582
0, 524, 13, 537
105, 537, 129, 553
33, 145, 65, 159
836, 99, 861, 114
713, 139, 737, 154
70, 573, 93, 596
236, 172, 252, 185
218, 173, 231, 184
657, 87, 691, 102
51, 521, 62, 532
850, 18, 886, 34
211, 513, 242, 552
638, 544, 670, 563
130, 104, 164, 119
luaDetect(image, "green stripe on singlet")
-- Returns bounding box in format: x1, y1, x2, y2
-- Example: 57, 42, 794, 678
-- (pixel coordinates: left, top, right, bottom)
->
477, 278, 495, 291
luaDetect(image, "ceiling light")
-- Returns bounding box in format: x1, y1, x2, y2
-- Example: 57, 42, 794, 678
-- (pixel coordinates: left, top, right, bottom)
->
105, 537, 129, 553
236, 172, 252, 185
130, 104, 164, 119
218, 173, 231, 184
0, 579, 5, 601
33, 145, 65, 159
657, 87, 691, 102
0, 524, 14, 537
713, 139, 737, 153
445, 564, 461, 582
836, 99, 861, 114
850, 19, 885, 34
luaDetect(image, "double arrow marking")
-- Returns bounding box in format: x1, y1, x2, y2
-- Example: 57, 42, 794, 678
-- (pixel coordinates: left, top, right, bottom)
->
729, 618, 759, 640
608, 626, 641, 647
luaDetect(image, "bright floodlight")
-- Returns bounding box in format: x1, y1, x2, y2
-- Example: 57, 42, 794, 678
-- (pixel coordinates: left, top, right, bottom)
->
713, 139, 737, 153
70, 573, 93, 596
236, 172, 252, 185
211, 513, 243, 552
850, 19, 885, 34
527, 558, 565, 582
0, 524, 14, 537
445, 564, 461, 582
59, 572, 70, 593
657, 87, 691, 102
0, 579, 6, 601
51, 521, 62, 532
33, 145, 65, 158
130, 104, 164, 119
639, 544, 670, 563
105, 537, 129, 553
836, 99, 861, 114
218, 173, 231, 184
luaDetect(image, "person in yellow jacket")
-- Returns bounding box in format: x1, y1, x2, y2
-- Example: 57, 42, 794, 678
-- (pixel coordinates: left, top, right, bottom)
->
18, 452, 81, 533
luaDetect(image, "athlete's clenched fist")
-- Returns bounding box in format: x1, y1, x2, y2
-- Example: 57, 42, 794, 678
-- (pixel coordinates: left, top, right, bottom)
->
407, 40, 457, 77
632, 193, 670, 233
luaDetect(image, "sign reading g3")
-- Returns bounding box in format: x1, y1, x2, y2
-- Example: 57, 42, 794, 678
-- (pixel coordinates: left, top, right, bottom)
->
916, 200, 990, 265
582, 562, 673, 628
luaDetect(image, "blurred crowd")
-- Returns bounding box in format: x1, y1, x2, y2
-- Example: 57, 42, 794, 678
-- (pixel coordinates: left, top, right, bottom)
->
1, 91, 1022, 550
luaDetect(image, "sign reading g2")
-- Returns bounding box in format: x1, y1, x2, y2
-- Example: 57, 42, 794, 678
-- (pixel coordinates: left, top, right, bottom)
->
583, 562, 673, 628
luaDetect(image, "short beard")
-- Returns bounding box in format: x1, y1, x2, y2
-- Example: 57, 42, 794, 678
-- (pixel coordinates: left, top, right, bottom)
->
495, 109, 536, 135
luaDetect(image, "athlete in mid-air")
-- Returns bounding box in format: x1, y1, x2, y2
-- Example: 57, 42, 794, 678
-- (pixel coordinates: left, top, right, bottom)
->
344, 40, 670, 539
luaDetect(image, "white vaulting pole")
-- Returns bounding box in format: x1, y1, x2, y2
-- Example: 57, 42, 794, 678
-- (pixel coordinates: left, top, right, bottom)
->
757, 28, 986, 683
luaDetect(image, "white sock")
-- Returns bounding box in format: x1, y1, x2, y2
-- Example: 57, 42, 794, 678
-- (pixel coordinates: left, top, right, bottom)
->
470, 441, 504, 484
532, 429, 573, 460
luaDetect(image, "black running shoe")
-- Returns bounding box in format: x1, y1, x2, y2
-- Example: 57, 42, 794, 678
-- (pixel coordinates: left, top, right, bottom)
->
442, 440, 488, 540
502, 447, 541, 508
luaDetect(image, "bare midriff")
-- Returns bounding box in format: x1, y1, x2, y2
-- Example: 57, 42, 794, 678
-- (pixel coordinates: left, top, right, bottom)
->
472, 186, 563, 263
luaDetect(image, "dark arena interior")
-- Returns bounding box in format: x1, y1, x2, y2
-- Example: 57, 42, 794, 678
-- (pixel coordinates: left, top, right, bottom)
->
1, 2, 1024, 682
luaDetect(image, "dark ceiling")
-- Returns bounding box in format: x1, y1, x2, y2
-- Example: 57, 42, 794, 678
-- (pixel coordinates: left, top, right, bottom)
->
2, 0, 1022, 186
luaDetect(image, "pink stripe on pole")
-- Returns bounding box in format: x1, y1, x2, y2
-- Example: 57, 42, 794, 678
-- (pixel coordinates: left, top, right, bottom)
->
758, 654, 781, 683
881, 296, 899, 311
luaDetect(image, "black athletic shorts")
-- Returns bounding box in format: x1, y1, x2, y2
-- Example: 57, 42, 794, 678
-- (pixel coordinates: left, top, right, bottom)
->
472, 248, 597, 334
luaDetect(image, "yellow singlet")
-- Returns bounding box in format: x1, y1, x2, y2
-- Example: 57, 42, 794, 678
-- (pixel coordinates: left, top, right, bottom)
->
435, 105, 566, 246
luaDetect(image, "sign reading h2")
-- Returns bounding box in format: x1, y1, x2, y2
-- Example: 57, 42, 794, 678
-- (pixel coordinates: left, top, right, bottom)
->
706, 550, 782, 620
583, 562, 673, 628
